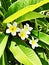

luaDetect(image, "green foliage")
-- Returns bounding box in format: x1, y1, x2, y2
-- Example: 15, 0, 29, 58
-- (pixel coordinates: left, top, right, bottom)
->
16, 12, 46, 24
5, 0, 42, 17
1, 0, 11, 11
9, 37, 42, 65
0, 0, 49, 65
32, 30, 49, 45
3, 0, 49, 23
0, 52, 8, 65
35, 48, 48, 65
0, 33, 8, 58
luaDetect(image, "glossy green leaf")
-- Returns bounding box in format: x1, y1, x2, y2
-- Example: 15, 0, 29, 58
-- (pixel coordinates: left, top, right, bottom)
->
0, 52, 8, 65
37, 18, 48, 26
36, 48, 48, 65
5, 0, 42, 17
16, 11, 46, 24
0, 6, 6, 15
32, 30, 49, 45
9, 37, 42, 65
40, 53, 48, 65
1, 0, 11, 11
36, 3, 49, 12
0, 33, 8, 58
38, 41, 49, 50
3, 0, 49, 23
0, 11, 5, 18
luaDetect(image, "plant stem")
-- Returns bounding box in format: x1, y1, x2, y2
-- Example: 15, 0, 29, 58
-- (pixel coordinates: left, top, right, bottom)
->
27, 38, 30, 41
35, 19, 38, 30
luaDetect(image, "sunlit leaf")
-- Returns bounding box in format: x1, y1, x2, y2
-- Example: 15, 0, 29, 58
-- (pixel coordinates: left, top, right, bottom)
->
0, 33, 8, 58
0, 52, 8, 65
3, 0, 49, 23
16, 11, 46, 24
9, 37, 42, 65
5, 0, 42, 17
32, 30, 49, 45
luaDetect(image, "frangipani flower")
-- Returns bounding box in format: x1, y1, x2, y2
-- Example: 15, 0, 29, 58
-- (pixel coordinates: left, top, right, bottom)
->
29, 37, 38, 49
46, 12, 49, 16
24, 23, 33, 34
18, 29, 28, 40
40, 11, 45, 14
6, 22, 20, 36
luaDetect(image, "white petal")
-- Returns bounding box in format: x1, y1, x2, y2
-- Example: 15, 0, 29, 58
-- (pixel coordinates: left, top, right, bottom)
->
11, 32, 16, 36
7, 23, 11, 27
29, 40, 32, 44
21, 37, 25, 40
24, 25, 26, 28
32, 46, 35, 49
29, 27, 33, 31
26, 31, 30, 34
17, 28, 20, 32
46, 12, 49, 16
18, 33, 20, 37
40, 11, 45, 14
32, 37, 34, 40
26, 23, 29, 27
35, 43, 38, 47
6, 29, 10, 33
35, 39, 38, 42
13, 22, 17, 26
26, 35, 28, 38
21, 29, 25, 31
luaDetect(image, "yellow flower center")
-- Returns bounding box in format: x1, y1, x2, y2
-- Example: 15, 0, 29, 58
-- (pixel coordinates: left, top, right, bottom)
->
9, 25, 17, 33
32, 40, 36, 45
24, 27, 28, 32
20, 32, 26, 38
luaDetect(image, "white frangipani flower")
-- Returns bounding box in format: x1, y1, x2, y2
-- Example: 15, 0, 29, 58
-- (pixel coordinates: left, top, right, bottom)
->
24, 23, 33, 34
46, 12, 49, 16
6, 22, 20, 36
29, 37, 38, 49
18, 29, 28, 40
40, 11, 45, 14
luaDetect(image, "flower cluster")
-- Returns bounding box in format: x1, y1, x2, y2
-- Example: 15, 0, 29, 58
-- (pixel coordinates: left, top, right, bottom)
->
6, 22, 38, 49
18, 23, 33, 40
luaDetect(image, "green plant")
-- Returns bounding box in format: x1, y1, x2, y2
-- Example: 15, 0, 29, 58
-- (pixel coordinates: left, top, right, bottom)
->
0, 0, 49, 65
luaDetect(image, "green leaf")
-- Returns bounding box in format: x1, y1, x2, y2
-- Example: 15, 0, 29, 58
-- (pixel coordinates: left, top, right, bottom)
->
0, 6, 6, 15
5, 0, 42, 17
0, 52, 8, 65
3, 0, 49, 23
9, 37, 42, 65
36, 48, 48, 65
38, 41, 49, 50
37, 18, 48, 26
1, 0, 11, 11
16, 12, 46, 24
0, 11, 5, 18
36, 3, 49, 12
32, 30, 49, 45
0, 33, 8, 58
